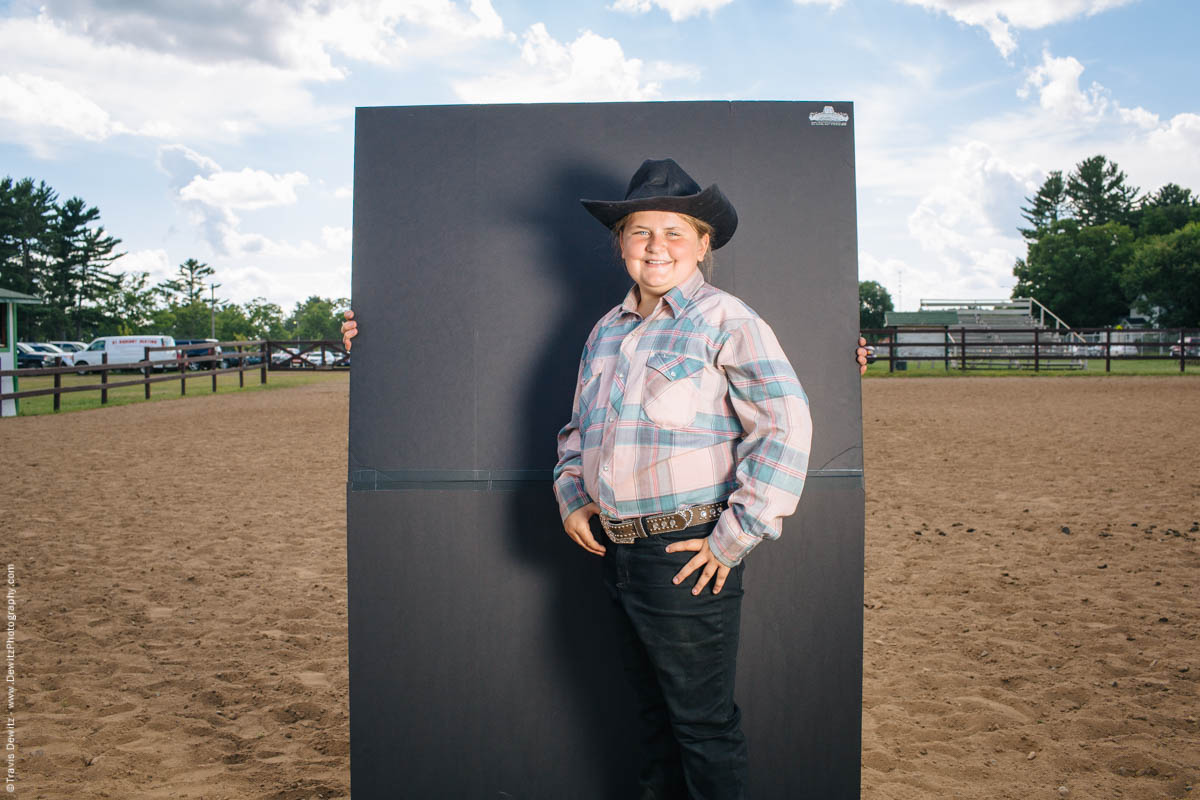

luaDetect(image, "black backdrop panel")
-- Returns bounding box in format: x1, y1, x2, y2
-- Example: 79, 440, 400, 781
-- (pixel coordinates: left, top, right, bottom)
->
348, 101, 863, 799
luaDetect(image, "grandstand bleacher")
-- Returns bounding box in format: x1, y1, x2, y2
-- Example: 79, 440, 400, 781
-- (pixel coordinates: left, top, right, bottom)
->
883, 298, 1086, 370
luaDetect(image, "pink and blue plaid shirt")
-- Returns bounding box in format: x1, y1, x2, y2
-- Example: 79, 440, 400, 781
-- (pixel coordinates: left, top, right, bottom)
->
553, 269, 812, 567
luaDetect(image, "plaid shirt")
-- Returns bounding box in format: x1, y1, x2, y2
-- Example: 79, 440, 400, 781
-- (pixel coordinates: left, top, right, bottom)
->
553, 269, 812, 567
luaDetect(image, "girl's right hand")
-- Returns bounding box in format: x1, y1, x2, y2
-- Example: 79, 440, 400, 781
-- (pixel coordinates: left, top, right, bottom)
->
341, 310, 357, 351
563, 502, 605, 556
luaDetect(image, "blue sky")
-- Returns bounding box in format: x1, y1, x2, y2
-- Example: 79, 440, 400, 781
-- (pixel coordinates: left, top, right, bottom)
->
2, 0, 1197, 312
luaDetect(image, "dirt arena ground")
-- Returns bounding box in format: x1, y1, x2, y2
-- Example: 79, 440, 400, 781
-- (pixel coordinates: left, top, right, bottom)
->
4, 374, 1198, 799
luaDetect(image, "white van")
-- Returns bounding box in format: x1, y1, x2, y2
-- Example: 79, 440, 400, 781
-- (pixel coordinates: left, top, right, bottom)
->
71, 335, 179, 372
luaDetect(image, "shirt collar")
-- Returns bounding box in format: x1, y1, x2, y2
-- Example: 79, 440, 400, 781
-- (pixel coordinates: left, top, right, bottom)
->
664, 269, 706, 316
619, 268, 707, 320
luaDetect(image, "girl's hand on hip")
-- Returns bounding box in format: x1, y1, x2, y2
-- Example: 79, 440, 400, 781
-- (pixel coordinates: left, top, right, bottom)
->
563, 502, 606, 556
666, 537, 732, 595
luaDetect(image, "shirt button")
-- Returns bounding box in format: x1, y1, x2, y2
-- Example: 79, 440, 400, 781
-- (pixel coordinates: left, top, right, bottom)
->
608, 414, 616, 422
603, 465, 610, 472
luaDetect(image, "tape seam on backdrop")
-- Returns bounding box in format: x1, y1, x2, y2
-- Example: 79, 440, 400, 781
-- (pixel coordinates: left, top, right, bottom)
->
348, 468, 863, 492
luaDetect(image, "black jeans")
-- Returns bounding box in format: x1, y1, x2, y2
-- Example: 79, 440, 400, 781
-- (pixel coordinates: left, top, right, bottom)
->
596, 517, 748, 800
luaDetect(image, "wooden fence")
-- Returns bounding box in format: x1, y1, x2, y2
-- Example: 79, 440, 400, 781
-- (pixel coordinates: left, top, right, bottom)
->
0, 339, 348, 414
861, 327, 1200, 373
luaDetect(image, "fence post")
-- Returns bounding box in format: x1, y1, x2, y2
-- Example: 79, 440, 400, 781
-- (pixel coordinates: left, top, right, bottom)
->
144, 347, 152, 399
959, 327, 966, 370
943, 326, 949, 371
261, 341, 269, 384
101, 352, 108, 405
888, 328, 895, 373
1181, 329, 1187, 374
212, 347, 218, 393
1105, 329, 1111, 373
238, 344, 245, 388
53, 368, 61, 412
1034, 328, 1040, 372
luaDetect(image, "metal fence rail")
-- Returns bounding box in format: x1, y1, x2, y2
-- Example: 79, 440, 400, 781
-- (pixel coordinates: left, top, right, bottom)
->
1, 339, 350, 414
860, 327, 1200, 373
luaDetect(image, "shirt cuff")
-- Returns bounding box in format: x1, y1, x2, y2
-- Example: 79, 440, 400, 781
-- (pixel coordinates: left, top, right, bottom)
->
554, 475, 591, 522
708, 509, 761, 568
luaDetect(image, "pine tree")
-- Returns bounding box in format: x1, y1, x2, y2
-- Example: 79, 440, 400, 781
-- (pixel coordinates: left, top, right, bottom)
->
1065, 155, 1139, 227
1019, 171, 1069, 240
158, 258, 216, 305
42, 197, 122, 339
0, 177, 57, 296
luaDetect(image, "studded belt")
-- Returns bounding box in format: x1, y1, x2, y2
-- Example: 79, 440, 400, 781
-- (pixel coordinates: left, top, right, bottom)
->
599, 502, 727, 545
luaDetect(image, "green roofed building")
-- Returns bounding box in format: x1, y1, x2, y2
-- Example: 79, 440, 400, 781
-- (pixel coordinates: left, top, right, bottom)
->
2, 287, 44, 417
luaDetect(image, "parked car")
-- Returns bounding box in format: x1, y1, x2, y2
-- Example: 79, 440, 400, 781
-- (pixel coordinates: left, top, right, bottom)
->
71, 335, 178, 373
1169, 337, 1200, 358
48, 340, 87, 354
301, 348, 345, 367
175, 338, 222, 370
272, 349, 303, 367
14, 342, 50, 368
215, 346, 264, 368
29, 342, 74, 366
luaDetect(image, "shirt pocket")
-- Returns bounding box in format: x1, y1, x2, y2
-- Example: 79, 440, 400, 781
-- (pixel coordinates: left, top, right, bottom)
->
642, 352, 705, 429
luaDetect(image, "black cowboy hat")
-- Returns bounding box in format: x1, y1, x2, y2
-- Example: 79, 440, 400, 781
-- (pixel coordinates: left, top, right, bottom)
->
580, 158, 738, 249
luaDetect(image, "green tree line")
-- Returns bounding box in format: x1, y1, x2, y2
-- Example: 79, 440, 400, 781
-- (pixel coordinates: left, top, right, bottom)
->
0, 176, 349, 343
1012, 155, 1200, 327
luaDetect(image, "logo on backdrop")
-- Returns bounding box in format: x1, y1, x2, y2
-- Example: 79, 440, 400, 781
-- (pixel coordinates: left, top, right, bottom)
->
809, 105, 850, 126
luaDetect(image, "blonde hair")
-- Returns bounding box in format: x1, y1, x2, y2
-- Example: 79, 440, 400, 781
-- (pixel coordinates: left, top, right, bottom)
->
611, 212, 716, 280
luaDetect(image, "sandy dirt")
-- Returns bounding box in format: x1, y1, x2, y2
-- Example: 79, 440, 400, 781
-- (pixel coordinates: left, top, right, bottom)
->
4, 374, 1198, 799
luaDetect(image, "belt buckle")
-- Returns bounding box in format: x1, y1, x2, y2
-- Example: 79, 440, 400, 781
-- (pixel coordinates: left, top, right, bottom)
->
600, 515, 642, 545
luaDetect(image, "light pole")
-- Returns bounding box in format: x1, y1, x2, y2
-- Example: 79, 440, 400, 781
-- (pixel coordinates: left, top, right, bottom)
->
209, 283, 220, 339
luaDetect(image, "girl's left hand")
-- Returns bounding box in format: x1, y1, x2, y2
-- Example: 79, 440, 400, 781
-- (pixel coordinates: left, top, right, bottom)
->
666, 537, 732, 595
341, 310, 358, 351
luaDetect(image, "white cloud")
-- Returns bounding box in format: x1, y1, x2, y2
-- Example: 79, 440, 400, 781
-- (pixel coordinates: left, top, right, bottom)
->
895, 0, 1139, 57
453, 23, 673, 103
792, 0, 846, 8
0, 1, 512, 150
608, 0, 734, 21
333, 185, 353, 200
0, 14, 341, 148
31, 0, 508, 76
1018, 51, 1108, 119
1117, 105, 1160, 130
858, 252, 909, 306
321, 226, 353, 250
1146, 113, 1200, 161
157, 145, 222, 189
158, 145, 323, 259
0, 72, 116, 154
180, 169, 309, 212
903, 141, 1035, 299
1003, 51, 1200, 191
214, 265, 282, 304
220, 230, 323, 259
115, 249, 173, 282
